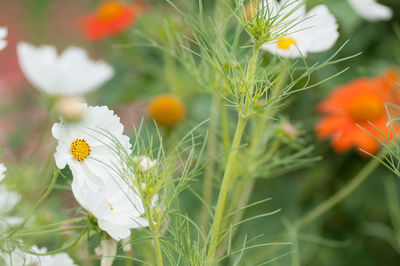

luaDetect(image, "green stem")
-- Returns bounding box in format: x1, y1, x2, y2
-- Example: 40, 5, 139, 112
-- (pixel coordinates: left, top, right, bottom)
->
221, 98, 231, 158
295, 153, 383, 230
202, 94, 220, 231
7, 168, 60, 237
145, 202, 163, 266
206, 115, 247, 263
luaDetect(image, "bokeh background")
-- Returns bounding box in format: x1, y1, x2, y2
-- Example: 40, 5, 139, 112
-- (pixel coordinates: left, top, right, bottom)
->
1, 0, 400, 265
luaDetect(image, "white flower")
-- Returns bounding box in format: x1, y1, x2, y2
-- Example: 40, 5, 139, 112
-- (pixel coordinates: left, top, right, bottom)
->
0, 185, 20, 214
0, 27, 7, 51
0, 163, 6, 182
260, 0, 339, 58
52, 104, 131, 190
1, 246, 77, 266
133, 156, 157, 172
17, 42, 114, 96
348, 0, 392, 21
72, 176, 148, 240
95, 239, 117, 266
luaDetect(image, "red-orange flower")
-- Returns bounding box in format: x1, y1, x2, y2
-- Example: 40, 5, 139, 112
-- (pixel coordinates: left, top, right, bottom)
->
79, 1, 147, 41
316, 69, 400, 155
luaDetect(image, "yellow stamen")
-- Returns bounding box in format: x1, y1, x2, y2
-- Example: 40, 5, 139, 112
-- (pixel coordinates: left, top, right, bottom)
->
277, 37, 297, 50
71, 139, 91, 162
97, 2, 125, 21
108, 202, 114, 211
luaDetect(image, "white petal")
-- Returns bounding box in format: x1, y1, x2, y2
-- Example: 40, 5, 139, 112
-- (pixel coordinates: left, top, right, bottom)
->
17, 42, 59, 94
348, 0, 392, 21
57, 46, 114, 96
0, 163, 6, 182
298, 5, 339, 53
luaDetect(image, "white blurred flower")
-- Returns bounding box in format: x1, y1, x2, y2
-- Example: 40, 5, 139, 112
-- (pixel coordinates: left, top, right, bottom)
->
0, 163, 6, 182
1, 245, 77, 266
260, 0, 339, 58
348, 0, 392, 21
72, 176, 148, 240
0, 185, 20, 214
95, 239, 117, 266
0, 27, 7, 51
17, 42, 114, 96
133, 156, 157, 172
0, 185, 23, 231
52, 104, 131, 190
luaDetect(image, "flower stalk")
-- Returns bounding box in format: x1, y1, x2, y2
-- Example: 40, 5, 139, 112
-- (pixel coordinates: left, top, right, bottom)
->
144, 201, 163, 266
206, 114, 247, 263
295, 151, 385, 230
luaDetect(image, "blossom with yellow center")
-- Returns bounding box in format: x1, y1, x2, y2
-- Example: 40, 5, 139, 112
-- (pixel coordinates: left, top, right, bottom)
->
316, 69, 400, 155
259, 0, 339, 58
148, 94, 186, 127
52, 104, 131, 190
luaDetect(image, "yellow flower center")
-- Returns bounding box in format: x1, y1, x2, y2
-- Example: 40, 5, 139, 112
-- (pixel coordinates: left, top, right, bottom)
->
277, 37, 297, 50
107, 202, 114, 211
97, 2, 125, 21
71, 139, 91, 162
348, 95, 384, 122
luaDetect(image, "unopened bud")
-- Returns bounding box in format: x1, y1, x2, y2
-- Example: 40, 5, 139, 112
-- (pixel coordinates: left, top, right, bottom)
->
282, 123, 297, 138
55, 97, 85, 121
133, 156, 157, 172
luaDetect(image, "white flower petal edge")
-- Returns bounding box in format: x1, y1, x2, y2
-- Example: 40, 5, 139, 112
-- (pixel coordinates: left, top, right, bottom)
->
52, 104, 131, 189
0, 246, 77, 266
0, 27, 7, 51
260, 1, 339, 58
17, 42, 114, 96
348, 0, 392, 21
0, 185, 20, 214
0, 163, 6, 182
72, 175, 149, 241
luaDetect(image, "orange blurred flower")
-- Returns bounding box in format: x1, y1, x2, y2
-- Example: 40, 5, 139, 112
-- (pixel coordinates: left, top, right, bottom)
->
148, 95, 186, 127
79, 1, 147, 41
316, 69, 400, 155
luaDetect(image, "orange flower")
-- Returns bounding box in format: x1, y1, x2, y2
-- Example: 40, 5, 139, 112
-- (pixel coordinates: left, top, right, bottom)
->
79, 1, 147, 41
316, 69, 400, 155
148, 95, 186, 127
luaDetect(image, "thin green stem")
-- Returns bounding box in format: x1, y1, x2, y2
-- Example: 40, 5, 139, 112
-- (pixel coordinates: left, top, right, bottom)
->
206, 115, 247, 263
221, 98, 231, 158
202, 94, 220, 231
145, 202, 163, 266
296, 153, 384, 230
7, 168, 60, 237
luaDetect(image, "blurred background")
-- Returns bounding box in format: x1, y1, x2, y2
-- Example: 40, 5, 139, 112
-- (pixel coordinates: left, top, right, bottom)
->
1, 0, 400, 265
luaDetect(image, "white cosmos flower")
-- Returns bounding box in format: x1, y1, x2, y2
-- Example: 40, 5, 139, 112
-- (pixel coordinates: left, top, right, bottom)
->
348, 0, 392, 21
0, 163, 6, 182
1, 246, 77, 266
52, 104, 131, 190
0, 27, 7, 51
72, 176, 148, 240
260, 0, 339, 58
17, 42, 114, 96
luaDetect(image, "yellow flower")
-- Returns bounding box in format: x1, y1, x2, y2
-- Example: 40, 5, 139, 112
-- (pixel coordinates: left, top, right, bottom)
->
148, 95, 186, 127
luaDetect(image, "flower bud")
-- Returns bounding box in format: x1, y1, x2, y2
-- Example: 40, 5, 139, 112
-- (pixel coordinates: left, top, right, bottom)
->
55, 97, 85, 121
133, 156, 157, 172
